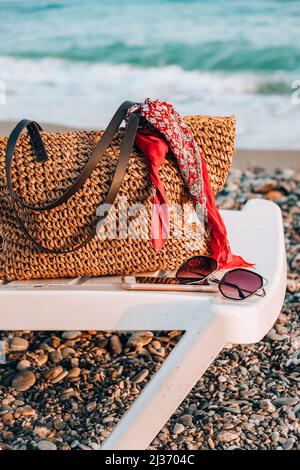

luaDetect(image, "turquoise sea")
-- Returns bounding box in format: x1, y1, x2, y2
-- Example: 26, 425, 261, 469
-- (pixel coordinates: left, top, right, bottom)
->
0, 0, 300, 148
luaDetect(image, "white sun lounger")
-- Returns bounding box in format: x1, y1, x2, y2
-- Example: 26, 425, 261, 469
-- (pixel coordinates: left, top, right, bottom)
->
0, 199, 286, 450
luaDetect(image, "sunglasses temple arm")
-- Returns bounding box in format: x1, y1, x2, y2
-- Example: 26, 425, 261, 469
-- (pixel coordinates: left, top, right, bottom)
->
255, 277, 268, 297
254, 287, 266, 298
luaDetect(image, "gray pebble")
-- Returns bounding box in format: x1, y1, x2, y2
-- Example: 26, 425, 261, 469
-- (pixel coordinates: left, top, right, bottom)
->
62, 331, 81, 340
49, 350, 62, 364
173, 423, 185, 435
102, 415, 114, 424
45, 366, 63, 381
16, 360, 31, 371
283, 438, 295, 451
12, 371, 36, 392
271, 431, 280, 443
127, 331, 153, 347
61, 347, 76, 359
37, 440, 57, 451
51, 370, 68, 384
132, 368, 149, 384
267, 329, 286, 341
110, 335, 122, 355
272, 397, 298, 407
260, 399, 276, 413
179, 414, 193, 426
217, 431, 240, 443
9, 337, 29, 352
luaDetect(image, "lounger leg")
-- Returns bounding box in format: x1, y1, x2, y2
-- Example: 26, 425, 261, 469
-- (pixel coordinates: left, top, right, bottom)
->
101, 309, 224, 450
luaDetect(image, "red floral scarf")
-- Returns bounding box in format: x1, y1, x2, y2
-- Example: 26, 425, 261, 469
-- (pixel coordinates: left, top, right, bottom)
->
130, 99, 253, 269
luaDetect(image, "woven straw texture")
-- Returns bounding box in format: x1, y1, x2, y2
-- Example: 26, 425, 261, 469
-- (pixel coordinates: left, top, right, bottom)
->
0, 115, 235, 281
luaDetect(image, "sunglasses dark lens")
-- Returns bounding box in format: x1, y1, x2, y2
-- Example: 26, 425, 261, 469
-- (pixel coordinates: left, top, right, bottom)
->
176, 256, 217, 282
219, 269, 263, 300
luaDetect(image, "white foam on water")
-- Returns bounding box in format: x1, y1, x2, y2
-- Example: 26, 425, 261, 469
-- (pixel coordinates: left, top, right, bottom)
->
0, 56, 299, 149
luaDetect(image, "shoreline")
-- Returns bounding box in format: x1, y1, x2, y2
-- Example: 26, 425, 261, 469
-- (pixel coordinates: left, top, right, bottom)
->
0, 121, 299, 169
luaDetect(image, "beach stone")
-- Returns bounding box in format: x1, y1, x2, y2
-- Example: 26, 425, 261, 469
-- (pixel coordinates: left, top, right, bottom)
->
291, 253, 300, 270
54, 419, 65, 431
253, 178, 277, 194
2, 412, 13, 423
16, 360, 31, 371
284, 438, 295, 451
110, 335, 122, 355
287, 279, 300, 293
61, 347, 76, 359
90, 442, 101, 450
60, 390, 77, 402
51, 370, 68, 384
127, 331, 154, 347
1, 397, 14, 407
173, 423, 185, 435
132, 368, 149, 384
267, 328, 286, 341
260, 399, 276, 413
37, 440, 57, 451
34, 427, 50, 438
218, 375, 227, 383
275, 323, 287, 335
70, 357, 79, 368
8, 337, 29, 352
222, 423, 235, 430
86, 401, 97, 412
272, 397, 298, 407
179, 414, 193, 426
0, 405, 17, 416
168, 330, 182, 339
67, 367, 81, 379
49, 350, 62, 363
0, 442, 12, 450
151, 340, 161, 350
36, 354, 48, 366
208, 437, 215, 449
217, 430, 240, 443
271, 431, 280, 443
12, 371, 36, 392
220, 197, 236, 209
102, 415, 114, 424
62, 331, 81, 340
45, 366, 63, 381
265, 190, 284, 201
277, 313, 288, 324
51, 336, 60, 348
222, 406, 241, 414
19, 406, 36, 417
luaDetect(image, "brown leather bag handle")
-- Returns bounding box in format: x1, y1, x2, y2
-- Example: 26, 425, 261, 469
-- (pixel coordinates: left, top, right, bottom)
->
5, 103, 141, 254
6, 100, 136, 211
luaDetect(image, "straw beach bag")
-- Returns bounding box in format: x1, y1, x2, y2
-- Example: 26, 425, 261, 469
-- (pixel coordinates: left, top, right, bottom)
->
0, 101, 235, 281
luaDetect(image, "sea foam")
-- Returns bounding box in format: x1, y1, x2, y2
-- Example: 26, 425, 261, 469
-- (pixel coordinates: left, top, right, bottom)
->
0, 56, 299, 149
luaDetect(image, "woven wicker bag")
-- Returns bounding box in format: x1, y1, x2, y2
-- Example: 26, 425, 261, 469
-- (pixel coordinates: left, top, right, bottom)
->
0, 101, 235, 281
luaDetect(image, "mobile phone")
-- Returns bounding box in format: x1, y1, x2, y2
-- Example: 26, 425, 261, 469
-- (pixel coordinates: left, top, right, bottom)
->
121, 276, 218, 292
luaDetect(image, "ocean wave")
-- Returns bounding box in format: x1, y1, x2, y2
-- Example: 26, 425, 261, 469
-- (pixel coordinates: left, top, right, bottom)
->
3, 42, 300, 74
0, 56, 295, 96
0, 56, 299, 149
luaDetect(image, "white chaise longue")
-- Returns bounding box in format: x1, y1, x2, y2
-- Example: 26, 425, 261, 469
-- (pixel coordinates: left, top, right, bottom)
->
0, 199, 287, 450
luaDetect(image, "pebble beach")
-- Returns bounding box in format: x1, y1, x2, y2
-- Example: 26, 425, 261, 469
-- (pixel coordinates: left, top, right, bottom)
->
0, 166, 299, 451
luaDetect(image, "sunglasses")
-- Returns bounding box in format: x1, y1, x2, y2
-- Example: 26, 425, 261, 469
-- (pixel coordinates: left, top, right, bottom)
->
176, 255, 268, 301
